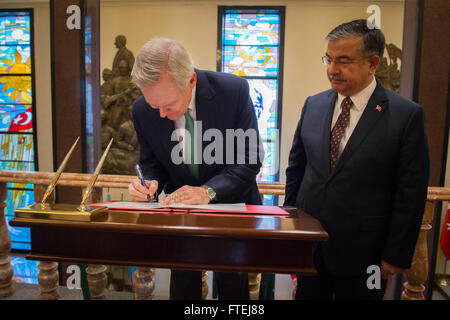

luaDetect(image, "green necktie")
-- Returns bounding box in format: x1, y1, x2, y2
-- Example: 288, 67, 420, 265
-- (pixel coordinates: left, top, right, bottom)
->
184, 110, 199, 179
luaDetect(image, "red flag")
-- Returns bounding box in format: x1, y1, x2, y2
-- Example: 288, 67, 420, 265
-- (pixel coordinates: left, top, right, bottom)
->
8, 108, 33, 132
440, 206, 450, 260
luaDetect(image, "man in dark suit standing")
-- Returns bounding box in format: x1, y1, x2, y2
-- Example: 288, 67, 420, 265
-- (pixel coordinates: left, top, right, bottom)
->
284, 19, 429, 300
128, 38, 263, 299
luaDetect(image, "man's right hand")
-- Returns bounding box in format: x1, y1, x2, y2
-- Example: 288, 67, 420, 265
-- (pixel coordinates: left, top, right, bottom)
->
128, 178, 158, 201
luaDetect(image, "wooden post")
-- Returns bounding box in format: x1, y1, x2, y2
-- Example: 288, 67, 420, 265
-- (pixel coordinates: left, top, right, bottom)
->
202, 271, 208, 300
86, 264, 108, 299
401, 200, 434, 300
38, 261, 59, 299
34, 184, 59, 300
132, 267, 155, 300
248, 273, 261, 300
0, 182, 14, 297
83, 186, 108, 299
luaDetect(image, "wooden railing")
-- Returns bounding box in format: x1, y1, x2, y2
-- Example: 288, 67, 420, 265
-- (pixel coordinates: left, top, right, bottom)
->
0, 171, 446, 300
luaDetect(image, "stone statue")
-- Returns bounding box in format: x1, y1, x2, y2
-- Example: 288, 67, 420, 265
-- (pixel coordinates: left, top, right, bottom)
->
112, 35, 135, 78
375, 43, 402, 93
101, 68, 114, 97
101, 35, 142, 175
116, 108, 139, 152
104, 104, 139, 175
101, 109, 116, 149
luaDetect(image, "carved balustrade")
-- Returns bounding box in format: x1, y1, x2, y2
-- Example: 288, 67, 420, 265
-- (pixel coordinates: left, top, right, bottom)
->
0, 171, 443, 300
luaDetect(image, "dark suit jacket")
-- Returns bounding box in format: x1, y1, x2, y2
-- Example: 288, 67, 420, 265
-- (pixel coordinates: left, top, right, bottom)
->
132, 69, 263, 205
284, 80, 429, 276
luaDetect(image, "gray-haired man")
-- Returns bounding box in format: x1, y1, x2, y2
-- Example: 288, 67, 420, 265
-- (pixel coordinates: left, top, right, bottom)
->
128, 38, 264, 299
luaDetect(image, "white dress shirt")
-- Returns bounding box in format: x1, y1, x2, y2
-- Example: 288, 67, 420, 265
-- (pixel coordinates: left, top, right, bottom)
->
174, 86, 196, 162
331, 77, 377, 156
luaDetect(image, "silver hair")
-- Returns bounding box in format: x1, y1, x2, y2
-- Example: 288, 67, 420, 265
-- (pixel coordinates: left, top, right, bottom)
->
131, 37, 194, 90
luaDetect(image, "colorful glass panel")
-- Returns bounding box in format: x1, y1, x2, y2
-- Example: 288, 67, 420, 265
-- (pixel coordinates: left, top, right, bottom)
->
247, 79, 278, 140
220, 8, 283, 204
10, 256, 39, 283
222, 11, 280, 46
0, 13, 31, 45
0, 45, 31, 74
0, 10, 36, 263
222, 45, 279, 77
0, 105, 33, 132
5, 188, 34, 250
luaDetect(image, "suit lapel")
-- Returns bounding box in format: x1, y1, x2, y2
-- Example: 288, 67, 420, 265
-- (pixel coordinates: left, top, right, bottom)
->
330, 81, 389, 176
320, 90, 338, 178
193, 70, 217, 182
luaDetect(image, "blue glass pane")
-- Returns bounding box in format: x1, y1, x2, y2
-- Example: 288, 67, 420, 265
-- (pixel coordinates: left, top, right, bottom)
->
10, 256, 38, 284
258, 140, 278, 180
6, 215, 31, 250
0, 45, 31, 74
0, 14, 31, 45
222, 45, 279, 77
246, 79, 278, 141
0, 104, 32, 132
0, 133, 34, 161
0, 160, 34, 171
223, 11, 280, 46
9, 241, 30, 251
7, 182, 33, 190
5, 188, 34, 250
5, 187, 34, 216
0, 75, 32, 104
263, 194, 275, 206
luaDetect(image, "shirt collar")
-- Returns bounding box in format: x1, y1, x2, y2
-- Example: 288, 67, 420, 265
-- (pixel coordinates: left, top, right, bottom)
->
187, 85, 196, 115
337, 77, 377, 112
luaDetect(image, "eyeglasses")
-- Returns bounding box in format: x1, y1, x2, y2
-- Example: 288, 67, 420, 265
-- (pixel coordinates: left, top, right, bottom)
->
322, 55, 367, 67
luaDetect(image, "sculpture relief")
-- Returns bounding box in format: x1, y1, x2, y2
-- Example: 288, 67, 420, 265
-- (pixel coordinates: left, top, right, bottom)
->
375, 43, 402, 93
101, 35, 141, 175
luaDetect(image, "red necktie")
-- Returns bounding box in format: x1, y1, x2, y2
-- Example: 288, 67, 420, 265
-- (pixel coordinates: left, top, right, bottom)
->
330, 96, 352, 171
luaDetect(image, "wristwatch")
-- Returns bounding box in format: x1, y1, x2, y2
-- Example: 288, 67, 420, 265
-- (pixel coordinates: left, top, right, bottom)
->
202, 185, 217, 201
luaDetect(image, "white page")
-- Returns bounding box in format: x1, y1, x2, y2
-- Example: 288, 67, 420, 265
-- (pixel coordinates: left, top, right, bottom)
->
99, 201, 247, 212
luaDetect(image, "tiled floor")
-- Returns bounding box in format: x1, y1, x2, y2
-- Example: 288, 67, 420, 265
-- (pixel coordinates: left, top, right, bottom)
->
7, 254, 449, 300
151, 269, 296, 300
7, 255, 295, 300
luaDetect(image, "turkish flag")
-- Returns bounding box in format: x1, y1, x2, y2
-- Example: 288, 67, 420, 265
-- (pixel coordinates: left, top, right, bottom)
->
440, 206, 450, 260
8, 108, 33, 132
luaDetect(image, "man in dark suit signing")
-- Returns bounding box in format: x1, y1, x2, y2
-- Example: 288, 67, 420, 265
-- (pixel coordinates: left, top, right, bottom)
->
128, 38, 263, 299
284, 19, 429, 300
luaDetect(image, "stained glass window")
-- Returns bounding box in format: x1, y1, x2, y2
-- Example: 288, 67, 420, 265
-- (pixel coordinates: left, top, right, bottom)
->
218, 7, 284, 205
0, 10, 36, 263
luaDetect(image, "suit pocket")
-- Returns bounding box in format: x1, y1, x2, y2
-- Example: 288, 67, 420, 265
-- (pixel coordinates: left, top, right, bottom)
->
359, 216, 387, 231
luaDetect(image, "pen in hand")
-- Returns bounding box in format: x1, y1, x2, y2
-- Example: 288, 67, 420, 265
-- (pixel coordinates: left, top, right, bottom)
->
134, 164, 152, 202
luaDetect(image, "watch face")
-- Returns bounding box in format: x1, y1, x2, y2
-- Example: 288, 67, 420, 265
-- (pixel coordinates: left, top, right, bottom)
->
206, 187, 216, 199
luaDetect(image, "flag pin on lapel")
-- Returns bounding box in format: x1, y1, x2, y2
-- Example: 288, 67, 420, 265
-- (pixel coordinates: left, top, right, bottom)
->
376, 105, 382, 112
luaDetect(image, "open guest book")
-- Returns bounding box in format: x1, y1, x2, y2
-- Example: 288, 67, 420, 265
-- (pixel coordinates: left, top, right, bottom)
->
91, 201, 289, 216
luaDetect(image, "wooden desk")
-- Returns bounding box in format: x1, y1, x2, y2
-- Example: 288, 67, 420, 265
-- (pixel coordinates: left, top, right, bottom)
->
9, 207, 328, 275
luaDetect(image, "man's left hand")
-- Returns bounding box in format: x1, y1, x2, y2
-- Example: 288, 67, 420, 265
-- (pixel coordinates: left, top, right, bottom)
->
381, 260, 406, 280
161, 185, 211, 205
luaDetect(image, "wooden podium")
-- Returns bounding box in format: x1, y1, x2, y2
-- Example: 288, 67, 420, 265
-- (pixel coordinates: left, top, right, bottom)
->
10, 206, 328, 275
